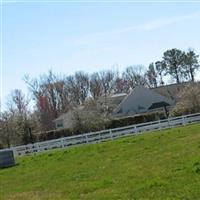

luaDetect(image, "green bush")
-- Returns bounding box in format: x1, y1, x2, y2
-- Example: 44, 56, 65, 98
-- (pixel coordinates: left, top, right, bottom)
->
107, 112, 165, 129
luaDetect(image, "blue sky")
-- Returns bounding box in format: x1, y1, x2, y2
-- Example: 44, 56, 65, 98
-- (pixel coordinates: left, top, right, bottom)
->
1, 1, 200, 110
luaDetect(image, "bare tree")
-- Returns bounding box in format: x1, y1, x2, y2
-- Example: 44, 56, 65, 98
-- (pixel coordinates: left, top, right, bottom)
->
146, 63, 158, 88
8, 89, 35, 144
89, 72, 103, 100
99, 70, 116, 97
9, 89, 29, 118
0, 111, 16, 148
66, 72, 90, 105
24, 70, 90, 130
122, 65, 147, 89
75, 72, 90, 104
24, 71, 57, 131
113, 76, 129, 94
42, 71, 59, 119
66, 75, 81, 105
54, 79, 71, 113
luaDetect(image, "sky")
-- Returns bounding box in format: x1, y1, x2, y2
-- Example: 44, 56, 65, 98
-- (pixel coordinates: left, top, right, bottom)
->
1, 0, 200, 110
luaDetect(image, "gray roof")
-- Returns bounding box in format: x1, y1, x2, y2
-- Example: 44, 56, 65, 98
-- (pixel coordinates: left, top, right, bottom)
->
97, 93, 127, 112
113, 85, 175, 117
151, 82, 188, 102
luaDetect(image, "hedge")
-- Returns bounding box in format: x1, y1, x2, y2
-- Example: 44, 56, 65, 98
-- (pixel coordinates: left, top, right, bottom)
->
33, 111, 166, 142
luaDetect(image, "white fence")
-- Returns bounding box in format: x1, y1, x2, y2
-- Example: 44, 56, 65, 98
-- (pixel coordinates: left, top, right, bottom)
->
2, 112, 200, 156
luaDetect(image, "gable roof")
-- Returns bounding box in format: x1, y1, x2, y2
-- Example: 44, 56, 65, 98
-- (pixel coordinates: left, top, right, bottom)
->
151, 82, 188, 102
113, 85, 175, 117
97, 93, 127, 105
151, 82, 200, 102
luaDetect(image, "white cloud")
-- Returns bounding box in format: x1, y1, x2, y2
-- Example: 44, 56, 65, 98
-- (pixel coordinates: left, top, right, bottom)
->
136, 11, 200, 31
75, 11, 200, 46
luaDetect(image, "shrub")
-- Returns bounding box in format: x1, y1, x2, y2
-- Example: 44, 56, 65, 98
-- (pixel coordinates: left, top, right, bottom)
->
171, 83, 200, 116
107, 112, 165, 129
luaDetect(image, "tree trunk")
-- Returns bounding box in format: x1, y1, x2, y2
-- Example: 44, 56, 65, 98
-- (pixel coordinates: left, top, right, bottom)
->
189, 65, 194, 82
175, 67, 180, 84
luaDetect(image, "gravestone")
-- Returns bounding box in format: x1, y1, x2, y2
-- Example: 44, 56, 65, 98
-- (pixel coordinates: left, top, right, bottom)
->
0, 149, 15, 168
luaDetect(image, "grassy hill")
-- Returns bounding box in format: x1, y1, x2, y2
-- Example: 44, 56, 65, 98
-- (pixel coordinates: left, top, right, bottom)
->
1, 124, 200, 200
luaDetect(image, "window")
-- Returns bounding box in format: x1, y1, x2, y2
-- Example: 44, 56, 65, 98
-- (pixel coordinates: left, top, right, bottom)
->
56, 120, 64, 128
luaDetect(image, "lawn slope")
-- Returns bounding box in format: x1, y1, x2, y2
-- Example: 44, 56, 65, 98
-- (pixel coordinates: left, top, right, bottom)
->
1, 124, 200, 200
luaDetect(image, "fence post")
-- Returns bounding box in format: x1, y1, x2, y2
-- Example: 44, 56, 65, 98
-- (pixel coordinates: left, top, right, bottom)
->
158, 120, 161, 130
134, 125, 137, 134
167, 118, 170, 128
85, 134, 89, 143
110, 129, 113, 139
99, 132, 101, 142
61, 138, 64, 148
182, 116, 186, 126
35, 143, 40, 152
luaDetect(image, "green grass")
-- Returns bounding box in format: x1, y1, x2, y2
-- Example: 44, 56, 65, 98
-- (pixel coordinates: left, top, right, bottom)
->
1, 124, 200, 200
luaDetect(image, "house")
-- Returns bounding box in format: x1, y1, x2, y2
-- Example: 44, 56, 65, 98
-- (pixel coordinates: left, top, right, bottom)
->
113, 85, 175, 118
54, 82, 195, 129
53, 110, 74, 130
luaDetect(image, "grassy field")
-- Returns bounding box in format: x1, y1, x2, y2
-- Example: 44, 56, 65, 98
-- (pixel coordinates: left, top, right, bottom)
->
1, 124, 200, 200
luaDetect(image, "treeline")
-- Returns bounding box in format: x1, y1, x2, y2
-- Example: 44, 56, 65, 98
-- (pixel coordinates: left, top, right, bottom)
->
0, 48, 200, 148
